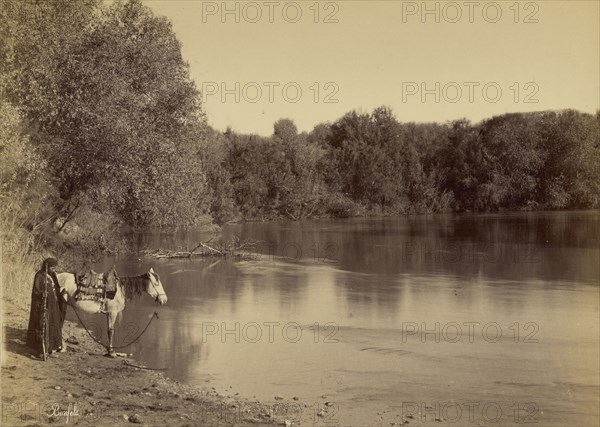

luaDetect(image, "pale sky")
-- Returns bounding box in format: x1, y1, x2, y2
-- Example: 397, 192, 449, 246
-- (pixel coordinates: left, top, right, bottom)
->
144, 0, 600, 135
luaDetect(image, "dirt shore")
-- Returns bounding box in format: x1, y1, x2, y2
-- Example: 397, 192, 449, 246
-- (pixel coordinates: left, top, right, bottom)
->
1, 298, 316, 427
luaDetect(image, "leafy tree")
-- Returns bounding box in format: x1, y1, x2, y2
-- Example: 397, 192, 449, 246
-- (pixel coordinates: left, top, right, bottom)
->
435, 119, 485, 210
325, 107, 410, 210
200, 128, 239, 224
278, 130, 327, 219
3, 0, 598, 230
307, 123, 333, 148
2, 0, 211, 227
224, 132, 273, 217
273, 118, 298, 144
0, 100, 56, 233
478, 113, 547, 210
540, 110, 600, 208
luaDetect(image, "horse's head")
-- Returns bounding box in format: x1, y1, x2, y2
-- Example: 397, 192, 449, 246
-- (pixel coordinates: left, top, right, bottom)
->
144, 268, 167, 305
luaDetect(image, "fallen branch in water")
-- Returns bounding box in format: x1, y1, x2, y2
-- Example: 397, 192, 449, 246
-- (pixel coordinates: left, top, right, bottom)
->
141, 237, 261, 259
196, 241, 224, 256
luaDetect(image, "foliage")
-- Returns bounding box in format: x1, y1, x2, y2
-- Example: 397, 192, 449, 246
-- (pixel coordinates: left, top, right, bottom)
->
1, 0, 598, 256
2, 0, 209, 228
0, 100, 57, 238
0, 101, 53, 307
198, 128, 239, 224
539, 110, 600, 208
219, 108, 599, 220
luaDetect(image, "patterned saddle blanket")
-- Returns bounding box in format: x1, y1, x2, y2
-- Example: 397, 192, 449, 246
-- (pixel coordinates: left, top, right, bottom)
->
74, 268, 118, 303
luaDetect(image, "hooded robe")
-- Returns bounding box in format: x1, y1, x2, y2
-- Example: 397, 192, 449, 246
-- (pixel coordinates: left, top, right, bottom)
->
26, 269, 64, 354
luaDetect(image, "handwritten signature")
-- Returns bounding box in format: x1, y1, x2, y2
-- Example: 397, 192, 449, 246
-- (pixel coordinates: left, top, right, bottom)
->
49, 403, 80, 424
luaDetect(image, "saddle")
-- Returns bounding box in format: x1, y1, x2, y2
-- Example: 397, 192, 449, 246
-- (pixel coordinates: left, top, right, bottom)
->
74, 267, 119, 309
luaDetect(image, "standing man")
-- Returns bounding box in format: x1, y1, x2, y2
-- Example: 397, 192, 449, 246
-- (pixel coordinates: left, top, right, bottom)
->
26, 257, 64, 359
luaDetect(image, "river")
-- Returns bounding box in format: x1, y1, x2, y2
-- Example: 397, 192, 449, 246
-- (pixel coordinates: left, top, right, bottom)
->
74, 211, 599, 426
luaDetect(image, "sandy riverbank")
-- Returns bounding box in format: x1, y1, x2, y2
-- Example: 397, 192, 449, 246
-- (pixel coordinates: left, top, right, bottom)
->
1, 298, 337, 427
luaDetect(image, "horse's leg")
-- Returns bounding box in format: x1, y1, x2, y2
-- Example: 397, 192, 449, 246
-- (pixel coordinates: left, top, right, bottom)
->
106, 311, 117, 358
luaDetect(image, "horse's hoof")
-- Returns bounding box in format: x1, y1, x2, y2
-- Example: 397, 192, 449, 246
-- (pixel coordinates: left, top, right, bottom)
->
105, 351, 117, 358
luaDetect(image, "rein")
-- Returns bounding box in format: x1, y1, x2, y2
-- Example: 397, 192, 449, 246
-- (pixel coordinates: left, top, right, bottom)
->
67, 299, 159, 351
67, 272, 163, 352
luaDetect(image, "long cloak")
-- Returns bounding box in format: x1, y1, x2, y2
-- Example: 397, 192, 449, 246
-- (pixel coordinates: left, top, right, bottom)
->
26, 270, 63, 354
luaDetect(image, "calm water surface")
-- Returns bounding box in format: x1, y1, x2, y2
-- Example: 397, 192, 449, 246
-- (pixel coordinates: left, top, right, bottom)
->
80, 211, 599, 426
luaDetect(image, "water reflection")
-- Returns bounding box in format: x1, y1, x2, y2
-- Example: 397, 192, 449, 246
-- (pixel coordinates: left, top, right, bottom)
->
67, 211, 599, 425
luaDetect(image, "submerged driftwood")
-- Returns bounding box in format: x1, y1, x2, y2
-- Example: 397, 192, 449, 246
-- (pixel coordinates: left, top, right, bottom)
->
141, 237, 260, 259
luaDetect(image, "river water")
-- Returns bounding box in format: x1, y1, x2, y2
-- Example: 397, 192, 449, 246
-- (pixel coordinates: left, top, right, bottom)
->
77, 211, 599, 426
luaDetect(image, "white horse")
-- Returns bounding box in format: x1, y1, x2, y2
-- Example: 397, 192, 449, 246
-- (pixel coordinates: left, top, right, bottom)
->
56, 268, 167, 357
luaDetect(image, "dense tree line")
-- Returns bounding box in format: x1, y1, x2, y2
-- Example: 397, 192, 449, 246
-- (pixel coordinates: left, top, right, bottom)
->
219, 108, 599, 221
1, 1, 598, 259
